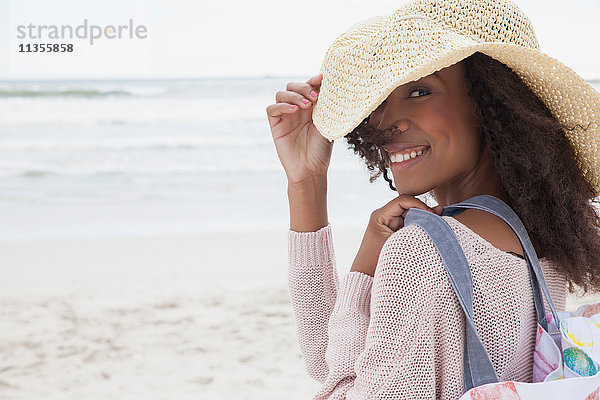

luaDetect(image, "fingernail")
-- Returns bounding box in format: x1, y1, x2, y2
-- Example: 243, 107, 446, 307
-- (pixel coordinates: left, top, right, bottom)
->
302, 99, 309, 105
310, 90, 318, 99
290, 105, 297, 109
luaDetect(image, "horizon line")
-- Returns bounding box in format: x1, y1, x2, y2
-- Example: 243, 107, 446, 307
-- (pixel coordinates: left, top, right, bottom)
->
0, 74, 318, 83
0, 74, 599, 83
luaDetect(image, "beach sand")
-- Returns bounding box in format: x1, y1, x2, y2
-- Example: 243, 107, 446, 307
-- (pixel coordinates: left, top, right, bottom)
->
1, 229, 599, 399
0, 228, 365, 399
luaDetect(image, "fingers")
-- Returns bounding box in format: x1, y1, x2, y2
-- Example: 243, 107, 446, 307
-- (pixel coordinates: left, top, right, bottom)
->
368, 195, 443, 235
285, 79, 319, 103
265, 102, 300, 125
306, 73, 323, 89
378, 194, 437, 219
275, 88, 315, 110
273, 73, 322, 110
398, 194, 434, 211
398, 196, 443, 219
266, 73, 322, 126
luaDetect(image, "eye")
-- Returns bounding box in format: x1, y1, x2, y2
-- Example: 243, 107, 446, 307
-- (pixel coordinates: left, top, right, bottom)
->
408, 88, 431, 98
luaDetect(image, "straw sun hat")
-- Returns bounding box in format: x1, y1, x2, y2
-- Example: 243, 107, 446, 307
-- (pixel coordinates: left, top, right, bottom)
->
312, 0, 600, 196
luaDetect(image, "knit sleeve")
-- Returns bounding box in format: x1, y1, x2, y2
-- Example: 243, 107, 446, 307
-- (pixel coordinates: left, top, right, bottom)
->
288, 223, 375, 384
288, 223, 339, 383
312, 224, 462, 400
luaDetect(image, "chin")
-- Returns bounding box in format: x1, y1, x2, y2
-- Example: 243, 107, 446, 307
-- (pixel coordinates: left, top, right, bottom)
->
392, 179, 433, 197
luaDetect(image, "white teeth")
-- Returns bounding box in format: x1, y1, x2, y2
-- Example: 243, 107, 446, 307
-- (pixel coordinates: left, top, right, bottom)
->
390, 148, 427, 164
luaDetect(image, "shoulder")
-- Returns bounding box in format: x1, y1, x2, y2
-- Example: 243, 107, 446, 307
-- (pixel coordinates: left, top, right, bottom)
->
371, 222, 464, 317
376, 222, 450, 289
377, 214, 497, 285
381, 221, 438, 261
381, 212, 486, 266
446, 208, 527, 257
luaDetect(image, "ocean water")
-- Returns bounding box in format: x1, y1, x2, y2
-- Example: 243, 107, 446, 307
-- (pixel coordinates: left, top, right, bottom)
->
0, 77, 400, 241
1, 78, 599, 241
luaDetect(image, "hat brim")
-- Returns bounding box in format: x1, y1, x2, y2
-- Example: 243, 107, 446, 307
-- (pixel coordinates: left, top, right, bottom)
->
312, 16, 600, 196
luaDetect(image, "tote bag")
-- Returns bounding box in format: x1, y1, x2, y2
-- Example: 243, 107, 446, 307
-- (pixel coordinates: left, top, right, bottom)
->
404, 195, 600, 399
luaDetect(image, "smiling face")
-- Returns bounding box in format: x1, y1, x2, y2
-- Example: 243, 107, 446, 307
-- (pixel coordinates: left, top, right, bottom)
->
367, 61, 496, 203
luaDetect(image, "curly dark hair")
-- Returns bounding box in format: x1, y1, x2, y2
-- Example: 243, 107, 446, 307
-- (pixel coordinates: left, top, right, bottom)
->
344, 51, 600, 293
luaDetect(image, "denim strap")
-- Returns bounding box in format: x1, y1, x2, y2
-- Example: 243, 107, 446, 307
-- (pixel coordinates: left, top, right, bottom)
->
404, 207, 499, 390
403, 194, 559, 391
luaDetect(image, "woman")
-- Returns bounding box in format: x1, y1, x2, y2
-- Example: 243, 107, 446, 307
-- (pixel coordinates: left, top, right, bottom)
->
265, 0, 600, 398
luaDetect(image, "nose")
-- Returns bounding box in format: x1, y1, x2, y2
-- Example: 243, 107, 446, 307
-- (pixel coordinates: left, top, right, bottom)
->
377, 113, 410, 134
372, 102, 410, 133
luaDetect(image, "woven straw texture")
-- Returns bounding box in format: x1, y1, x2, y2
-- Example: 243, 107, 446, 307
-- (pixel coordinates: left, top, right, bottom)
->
312, 0, 600, 196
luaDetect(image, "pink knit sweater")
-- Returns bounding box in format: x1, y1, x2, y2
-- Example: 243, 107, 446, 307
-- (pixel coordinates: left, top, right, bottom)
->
288, 216, 567, 400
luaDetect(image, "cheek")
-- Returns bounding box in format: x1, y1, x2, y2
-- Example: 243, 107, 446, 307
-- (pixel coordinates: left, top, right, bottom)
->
428, 102, 481, 168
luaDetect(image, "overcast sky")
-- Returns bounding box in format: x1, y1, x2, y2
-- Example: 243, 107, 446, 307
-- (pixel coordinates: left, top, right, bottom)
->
1, 0, 599, 80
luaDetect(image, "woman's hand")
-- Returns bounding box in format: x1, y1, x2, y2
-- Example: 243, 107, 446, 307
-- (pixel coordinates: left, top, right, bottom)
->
350, 195, 444, 277
266, 73, 334, 185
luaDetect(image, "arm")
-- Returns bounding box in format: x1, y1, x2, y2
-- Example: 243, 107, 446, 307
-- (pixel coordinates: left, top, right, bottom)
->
288, 222, 375, 382
287, 175, 376, 383
288, 223, 339, 382
287, 176, 341, 382
287, 184, 451, 395
312, 225, 459, 399
288, 176, 328, 232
